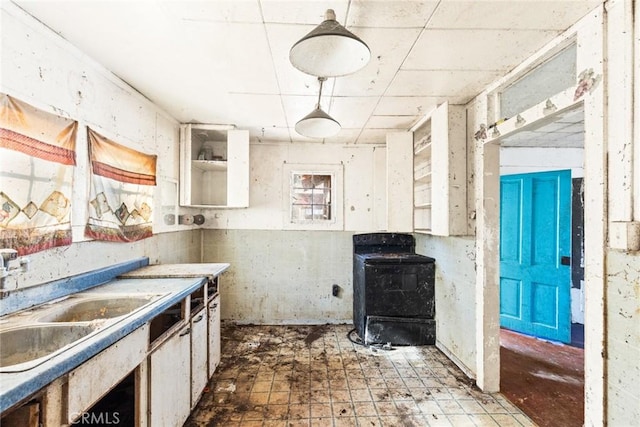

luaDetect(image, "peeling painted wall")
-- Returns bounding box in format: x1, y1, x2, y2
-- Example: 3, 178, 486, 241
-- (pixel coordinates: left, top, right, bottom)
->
198, 142, 387, 231
202, 229, 353, 324
414, 234, 477, 377
606, 250, 640, 425
500, 146, 584, 176
1, 3, 201, 291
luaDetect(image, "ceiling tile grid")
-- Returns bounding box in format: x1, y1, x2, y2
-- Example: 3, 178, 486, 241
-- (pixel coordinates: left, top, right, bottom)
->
10, 0, 602, 144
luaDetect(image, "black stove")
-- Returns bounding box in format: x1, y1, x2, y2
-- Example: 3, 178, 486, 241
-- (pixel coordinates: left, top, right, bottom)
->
353, 233, 436, 346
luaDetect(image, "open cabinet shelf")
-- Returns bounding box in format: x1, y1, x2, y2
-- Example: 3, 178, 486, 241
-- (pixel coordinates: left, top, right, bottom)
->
412, 101, 467, 236
192, 160, 228, 172
180, 124, 249, 208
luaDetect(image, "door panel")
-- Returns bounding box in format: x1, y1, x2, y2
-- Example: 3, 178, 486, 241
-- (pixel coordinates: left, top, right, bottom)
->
500, 277, 522, 318
500, 170, 571, 343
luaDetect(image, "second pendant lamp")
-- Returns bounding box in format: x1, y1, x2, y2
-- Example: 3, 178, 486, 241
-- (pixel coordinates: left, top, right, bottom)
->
295, 77, 340, 139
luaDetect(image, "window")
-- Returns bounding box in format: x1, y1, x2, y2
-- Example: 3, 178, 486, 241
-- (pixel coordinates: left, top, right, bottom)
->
282, 163, 343, 230
500, 43, 577, 118
291, 173, 333, 222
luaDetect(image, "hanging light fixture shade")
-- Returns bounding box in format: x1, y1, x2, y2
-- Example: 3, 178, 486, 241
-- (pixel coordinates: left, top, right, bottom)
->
295, 77, 341, 138
295, 106, 341, 138
290, 9, 370, 77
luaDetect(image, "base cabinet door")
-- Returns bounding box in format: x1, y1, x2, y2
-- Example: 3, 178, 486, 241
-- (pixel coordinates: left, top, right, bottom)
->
149, 324, 191, 427
190, 307, 208, 407
208, 295, 221, 376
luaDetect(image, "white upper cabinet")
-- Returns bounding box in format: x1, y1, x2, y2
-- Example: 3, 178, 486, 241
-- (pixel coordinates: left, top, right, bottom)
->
387, 131, 415, 232
180, 124, 249, 208
413, 102, 467, 236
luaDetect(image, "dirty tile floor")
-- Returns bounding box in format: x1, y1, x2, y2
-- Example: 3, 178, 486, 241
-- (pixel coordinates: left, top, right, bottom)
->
186, 324, 536, 427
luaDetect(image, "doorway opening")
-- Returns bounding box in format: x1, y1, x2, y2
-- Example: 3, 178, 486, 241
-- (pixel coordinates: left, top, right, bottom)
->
497, 104, 585, 427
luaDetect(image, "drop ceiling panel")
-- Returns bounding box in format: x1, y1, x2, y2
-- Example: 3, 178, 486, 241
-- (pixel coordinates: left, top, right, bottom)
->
211, 94, 287, 128
189, 22, 279, 94
386, 69, 504, 99
322, 128, 363, 145
247, 126, 292, 143
158, 0, 263, 23
346, 0, 439, 28
332, 27, 423, 97
328, 96, 379, 129
404, 29, 559, 71
357, 128, 390, 144
500, 105, 584, 148
366, 115, 418, 129
373, 97, 440, 117
429, 0, 601, 30
260, 1, 348, 25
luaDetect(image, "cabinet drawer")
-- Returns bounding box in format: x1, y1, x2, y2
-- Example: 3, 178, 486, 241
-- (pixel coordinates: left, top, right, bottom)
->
67, 325, 149, 422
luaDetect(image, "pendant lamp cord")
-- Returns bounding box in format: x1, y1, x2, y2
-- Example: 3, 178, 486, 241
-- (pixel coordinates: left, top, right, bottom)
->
316, 77, 326, 108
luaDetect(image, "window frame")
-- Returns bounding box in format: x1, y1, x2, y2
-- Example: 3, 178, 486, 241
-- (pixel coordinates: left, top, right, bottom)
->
282, 163, 343, 230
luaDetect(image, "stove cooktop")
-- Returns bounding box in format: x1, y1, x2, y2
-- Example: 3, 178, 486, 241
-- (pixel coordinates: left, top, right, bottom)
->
355, 252, 435, 264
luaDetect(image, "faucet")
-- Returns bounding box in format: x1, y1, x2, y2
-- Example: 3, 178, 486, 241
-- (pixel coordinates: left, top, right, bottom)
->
1, 248, 30, 299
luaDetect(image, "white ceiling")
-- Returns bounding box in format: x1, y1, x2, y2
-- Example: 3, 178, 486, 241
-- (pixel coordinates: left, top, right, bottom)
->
500, 105, 584, 148
12, 0, 601, 144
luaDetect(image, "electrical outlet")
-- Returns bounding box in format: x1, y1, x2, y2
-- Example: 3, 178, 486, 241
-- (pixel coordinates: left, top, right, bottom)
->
332, 284, 341, 297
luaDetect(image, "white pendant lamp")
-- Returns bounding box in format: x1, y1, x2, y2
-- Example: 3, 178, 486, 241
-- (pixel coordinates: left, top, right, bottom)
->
295, 77, 341, 138
290, 9, 370, 77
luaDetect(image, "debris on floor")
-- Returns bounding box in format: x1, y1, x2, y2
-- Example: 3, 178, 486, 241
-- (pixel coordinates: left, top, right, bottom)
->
186, 324, 535, 427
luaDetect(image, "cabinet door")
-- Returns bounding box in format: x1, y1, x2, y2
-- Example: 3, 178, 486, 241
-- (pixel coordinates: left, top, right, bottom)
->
226, 130, 249, 207
1, 402, 39, 427
67, 325, 148, 423
190, 308, 208, 407
179, 124, 194, 206
208, 296, 221, 376
387, 132, 414, 232
149, 324, 191, 427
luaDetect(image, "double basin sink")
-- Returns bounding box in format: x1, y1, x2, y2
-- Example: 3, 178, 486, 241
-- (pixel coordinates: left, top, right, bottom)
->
0, 293, 166, 372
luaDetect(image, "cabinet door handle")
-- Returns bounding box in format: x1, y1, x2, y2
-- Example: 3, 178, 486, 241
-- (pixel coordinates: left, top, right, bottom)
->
209, 303, 218, 309
179, 327, 191, 337
193, 314, 204, 323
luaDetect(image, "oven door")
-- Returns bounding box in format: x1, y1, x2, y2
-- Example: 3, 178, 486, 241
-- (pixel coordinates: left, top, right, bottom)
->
363, 261, 435, 319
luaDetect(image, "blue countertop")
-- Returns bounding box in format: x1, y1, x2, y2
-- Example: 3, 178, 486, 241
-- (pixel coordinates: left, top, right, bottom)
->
0, 261, 229, 413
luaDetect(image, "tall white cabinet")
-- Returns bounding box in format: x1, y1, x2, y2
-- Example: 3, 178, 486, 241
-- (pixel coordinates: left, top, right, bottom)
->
180, 124, 249, 207
413, 102, 467, 236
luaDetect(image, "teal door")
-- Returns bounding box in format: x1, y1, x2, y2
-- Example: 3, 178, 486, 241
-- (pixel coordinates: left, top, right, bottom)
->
500, 170, 572, 343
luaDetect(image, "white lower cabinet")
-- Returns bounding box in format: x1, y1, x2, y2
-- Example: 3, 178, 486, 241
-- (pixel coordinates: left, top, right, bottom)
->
0, 402, 39, 427
208, 295, 221, 376
2, 281, 225, 427
149, 323, 191, 427
67, 325, 148, 424
190, 307, 208, 407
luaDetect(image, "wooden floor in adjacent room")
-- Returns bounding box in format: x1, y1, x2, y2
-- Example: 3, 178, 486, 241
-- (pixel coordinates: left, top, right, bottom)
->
500, 328, 585, 427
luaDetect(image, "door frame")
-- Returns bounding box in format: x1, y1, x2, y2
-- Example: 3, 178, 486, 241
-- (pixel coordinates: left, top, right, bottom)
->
476, 99, 604, 389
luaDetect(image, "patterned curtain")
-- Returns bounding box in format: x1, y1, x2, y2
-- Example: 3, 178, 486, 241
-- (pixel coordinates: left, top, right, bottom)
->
0, 93, 77, 255
85, 128, 156, 242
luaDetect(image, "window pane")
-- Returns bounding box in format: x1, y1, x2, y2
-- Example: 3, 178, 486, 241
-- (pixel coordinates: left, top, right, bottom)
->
309, 204, 330, 220
311, 191, 326, 204
312, 174, 331, 188
290, 173, 333, 223
500, 44, 576, 118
